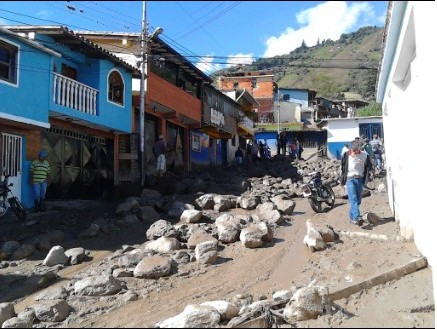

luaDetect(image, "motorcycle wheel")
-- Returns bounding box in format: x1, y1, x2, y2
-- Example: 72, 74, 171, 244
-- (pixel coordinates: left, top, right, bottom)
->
0, 196, 7, 217
9, 197, 26, 221
309, 196, 324, 213
321, 184, 335, 208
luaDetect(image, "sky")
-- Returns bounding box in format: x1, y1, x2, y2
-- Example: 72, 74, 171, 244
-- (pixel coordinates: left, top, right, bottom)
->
0, 1, 388, 75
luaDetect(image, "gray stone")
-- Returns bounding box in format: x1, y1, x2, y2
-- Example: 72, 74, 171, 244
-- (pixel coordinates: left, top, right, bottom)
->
156, 304, 221, 328
1, 317, 32, 328
74, 275, 122, 296
194, 194, 215, 210
43, 246, 69, 267
303, 221, 326, 251
240, 196, 259, 210
33, 300, 70, 322
186, 231, 217, 249
118, 249, 147, 268
0, 242, 20, 261
0, 303, 15, 327
144, 237, 181, 253
112, 268, 134, 278
65, 247, 86, 265
139, 206, 161, 222
180, 209, 202, 224
195, 240, 218, 265
283, 285, 329, 322
35, 287, 68, 301
11, 244, 35, 260
146, 220, 177, 241
115, 198, 141, 215
133, 255, 172, 279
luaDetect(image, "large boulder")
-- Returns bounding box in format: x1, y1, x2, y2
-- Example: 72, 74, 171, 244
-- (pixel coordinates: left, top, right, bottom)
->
0, 303, 16, 327
155, 304, 221, 328
240, 222, 273, 248
146, 220, 178, 241
133, 255, 172, 279
195, 241, 218, 265
283, 285, 329, 322
43, 246, 69, 267
73, 275, 122, 296
33, 300, 70, 322
144, 237, 181, 253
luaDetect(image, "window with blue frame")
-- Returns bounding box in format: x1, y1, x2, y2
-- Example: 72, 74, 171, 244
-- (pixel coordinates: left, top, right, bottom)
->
0, 40, 18, 85
108, 69, 124, 105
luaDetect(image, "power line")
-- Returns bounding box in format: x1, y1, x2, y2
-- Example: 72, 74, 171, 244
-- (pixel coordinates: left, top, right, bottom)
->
177, 2, 242, 40
175, 1, 230, 54
67, 1, 139, 31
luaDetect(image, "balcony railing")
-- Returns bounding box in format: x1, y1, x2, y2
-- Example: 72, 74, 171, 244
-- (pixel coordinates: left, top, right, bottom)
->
53, 73, 98, 116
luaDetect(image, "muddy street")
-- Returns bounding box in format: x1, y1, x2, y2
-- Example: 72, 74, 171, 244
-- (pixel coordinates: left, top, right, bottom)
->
0, 156, 434, 328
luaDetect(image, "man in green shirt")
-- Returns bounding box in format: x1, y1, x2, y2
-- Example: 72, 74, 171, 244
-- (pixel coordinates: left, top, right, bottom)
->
30, 150, 51, 212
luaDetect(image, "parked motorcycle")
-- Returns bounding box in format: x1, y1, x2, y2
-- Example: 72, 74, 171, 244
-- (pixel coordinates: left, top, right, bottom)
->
0, 174, 26, 221
301, 171, 335, 213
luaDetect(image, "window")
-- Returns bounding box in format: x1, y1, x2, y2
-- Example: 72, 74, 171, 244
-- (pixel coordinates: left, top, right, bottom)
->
108, 70, 124, 105
0, 40, 18, 84
283, 94, 290, 101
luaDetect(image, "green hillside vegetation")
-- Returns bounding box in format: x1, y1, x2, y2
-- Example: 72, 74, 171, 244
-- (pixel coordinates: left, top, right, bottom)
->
212, 26, 384, 102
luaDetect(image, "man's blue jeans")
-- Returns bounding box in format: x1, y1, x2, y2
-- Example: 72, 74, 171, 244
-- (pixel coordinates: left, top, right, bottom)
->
33, 181, 47, 201
346, 178, 363, 221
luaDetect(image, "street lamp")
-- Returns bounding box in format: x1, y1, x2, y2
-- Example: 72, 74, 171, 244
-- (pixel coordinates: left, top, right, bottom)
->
139, 0, 163, 187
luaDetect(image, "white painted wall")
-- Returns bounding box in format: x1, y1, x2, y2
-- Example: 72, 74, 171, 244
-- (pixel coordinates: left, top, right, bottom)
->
324, 117, 383, 159
376, 1, 436, 317
273, 102, 300, 123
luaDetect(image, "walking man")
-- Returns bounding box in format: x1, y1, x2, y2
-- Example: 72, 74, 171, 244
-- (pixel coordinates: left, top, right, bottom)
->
30, 150, 51, 212
340, 140, 372, 225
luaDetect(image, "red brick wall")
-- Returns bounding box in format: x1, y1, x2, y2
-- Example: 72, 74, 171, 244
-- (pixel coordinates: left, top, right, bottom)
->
148, 73, 202, 122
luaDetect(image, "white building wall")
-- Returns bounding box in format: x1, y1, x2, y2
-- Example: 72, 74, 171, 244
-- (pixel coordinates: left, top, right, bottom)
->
273, 102, 301, 123
325, 117, 383, 159
377, 1, 436, 317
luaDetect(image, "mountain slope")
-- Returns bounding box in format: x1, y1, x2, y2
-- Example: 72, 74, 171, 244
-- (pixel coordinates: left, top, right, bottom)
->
213, 26, 384, 101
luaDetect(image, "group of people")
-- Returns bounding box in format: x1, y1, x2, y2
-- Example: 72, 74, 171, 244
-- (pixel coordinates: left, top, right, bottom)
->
340, 133, 384, 226
235, 139, 272, 168
277, 131, 304, 161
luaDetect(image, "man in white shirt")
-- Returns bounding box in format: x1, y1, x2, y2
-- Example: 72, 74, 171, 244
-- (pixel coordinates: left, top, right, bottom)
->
340, 140, 373, 225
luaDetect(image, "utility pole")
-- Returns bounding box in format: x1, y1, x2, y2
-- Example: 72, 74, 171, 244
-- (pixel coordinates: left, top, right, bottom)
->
277, 94, 281, 134
139, 1, 163, 187
139, 0, 147, 187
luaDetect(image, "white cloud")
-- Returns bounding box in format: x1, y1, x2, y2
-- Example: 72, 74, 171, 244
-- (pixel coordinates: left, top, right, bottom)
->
226, 53, 254, 68
263, 1, 376, 57
36, 10, 53, 19
195, 55, 222, 74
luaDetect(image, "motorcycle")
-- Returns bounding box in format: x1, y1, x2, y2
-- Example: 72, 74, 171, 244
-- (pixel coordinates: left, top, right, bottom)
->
301, 171, 335, 213
0, 174, 27, 221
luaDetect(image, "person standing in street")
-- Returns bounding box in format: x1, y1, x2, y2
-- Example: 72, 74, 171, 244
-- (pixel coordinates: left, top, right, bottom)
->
235, 146, 244, 167
30, 150, 51, 212
340, 140, 372, 225
153, 134, 167, 177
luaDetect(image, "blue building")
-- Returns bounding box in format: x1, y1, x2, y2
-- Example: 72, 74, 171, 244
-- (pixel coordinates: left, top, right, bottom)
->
0, 26, 139, 207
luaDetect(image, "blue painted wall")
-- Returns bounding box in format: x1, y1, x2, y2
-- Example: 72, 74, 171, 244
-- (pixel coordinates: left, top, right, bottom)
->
190, 130, 211, 168
255, 131, 279, 154
328, 141, 350, 160
278, 88, 309, 108
1, 30, 135, 207
0, 34, 52, 124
